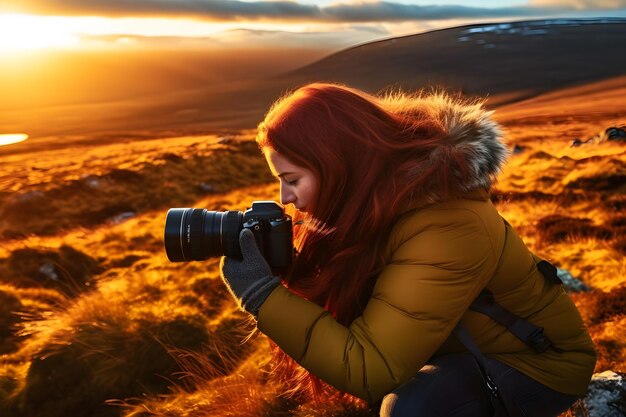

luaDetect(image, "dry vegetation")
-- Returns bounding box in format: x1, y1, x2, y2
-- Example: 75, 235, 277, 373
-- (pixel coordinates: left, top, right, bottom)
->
0, 77, 625, 416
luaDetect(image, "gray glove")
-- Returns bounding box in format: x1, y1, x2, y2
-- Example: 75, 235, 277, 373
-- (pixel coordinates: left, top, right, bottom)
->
219, 228, 281, 318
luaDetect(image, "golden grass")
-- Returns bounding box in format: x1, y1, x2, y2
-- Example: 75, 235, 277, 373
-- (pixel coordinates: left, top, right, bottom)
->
0, 132, 273, 238
1, 79, 625, 416
0, 171, 293, 415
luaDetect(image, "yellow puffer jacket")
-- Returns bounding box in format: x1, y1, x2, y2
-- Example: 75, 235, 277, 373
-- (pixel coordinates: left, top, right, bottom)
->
257, 189, 596, 403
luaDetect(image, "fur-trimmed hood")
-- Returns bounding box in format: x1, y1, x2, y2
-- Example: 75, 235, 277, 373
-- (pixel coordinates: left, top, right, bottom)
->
381, 92, 509, 206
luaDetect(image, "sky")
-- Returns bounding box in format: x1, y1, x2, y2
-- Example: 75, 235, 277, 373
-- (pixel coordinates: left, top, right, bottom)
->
0, 0, 625, 52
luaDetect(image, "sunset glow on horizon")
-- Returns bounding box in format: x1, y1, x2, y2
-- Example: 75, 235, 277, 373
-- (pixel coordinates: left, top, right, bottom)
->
0, 12, 336, 53
0, 13, 245, 52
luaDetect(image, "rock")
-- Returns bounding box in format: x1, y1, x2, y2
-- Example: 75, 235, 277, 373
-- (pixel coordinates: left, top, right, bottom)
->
606, 126, 626, 142
557, 268, 590, 292
216, 136, 235, 145
570, 138, 584, 147
38, 263, 59, 281
110, 212, 136, 224
196, 182, 215, 193
585, 371, 626, 417
80, 175, 101, 189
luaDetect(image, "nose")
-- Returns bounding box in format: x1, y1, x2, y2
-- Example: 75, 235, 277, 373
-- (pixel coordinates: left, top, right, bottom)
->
280, 183, 296, 206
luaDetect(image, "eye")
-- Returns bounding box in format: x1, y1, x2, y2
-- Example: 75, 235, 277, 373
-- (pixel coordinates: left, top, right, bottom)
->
287, 179, 299, 186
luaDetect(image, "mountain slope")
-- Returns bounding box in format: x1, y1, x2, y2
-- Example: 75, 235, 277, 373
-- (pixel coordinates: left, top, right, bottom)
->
282, 19, 626, 105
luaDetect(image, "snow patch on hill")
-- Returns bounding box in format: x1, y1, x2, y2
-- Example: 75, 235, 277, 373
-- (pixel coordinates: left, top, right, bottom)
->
457, 18, 626, 45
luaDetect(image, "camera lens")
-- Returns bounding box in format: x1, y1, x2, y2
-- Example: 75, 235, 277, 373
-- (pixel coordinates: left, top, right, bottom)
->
164, 208, 243, 262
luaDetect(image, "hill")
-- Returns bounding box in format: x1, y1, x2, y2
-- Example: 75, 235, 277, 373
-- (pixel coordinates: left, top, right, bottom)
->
283, 19, 626, 105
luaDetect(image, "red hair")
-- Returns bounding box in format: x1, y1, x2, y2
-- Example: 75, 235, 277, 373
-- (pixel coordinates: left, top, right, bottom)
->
256, 82, 478, 401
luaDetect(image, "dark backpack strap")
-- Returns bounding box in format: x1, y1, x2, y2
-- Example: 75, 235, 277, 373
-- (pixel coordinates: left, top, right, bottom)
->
451, 218, 564, 415
469, 291, 560, 353
483, 219, 563, 353
535, 259, 563, 285
453, 323, 512, 416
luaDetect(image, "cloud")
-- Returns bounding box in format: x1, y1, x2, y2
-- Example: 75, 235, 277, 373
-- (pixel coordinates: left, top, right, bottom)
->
322, 2, 559, 22
2, 0, 322, 20
529, 0, 626, 9
4, 0, 572, 22
76, 26, 392, 50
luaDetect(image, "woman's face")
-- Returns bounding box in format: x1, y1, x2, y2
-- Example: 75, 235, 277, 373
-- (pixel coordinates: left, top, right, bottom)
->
264, 148, 318, 213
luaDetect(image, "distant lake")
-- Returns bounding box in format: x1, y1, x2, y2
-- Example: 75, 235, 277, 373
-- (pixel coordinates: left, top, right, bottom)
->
0, 134, 28, 146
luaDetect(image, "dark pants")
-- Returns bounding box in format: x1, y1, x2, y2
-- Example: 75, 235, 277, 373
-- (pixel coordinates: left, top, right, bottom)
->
379, 354, 581, 417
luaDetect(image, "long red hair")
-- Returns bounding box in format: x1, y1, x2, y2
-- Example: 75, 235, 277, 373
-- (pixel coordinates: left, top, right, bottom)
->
256, 82, 480, 401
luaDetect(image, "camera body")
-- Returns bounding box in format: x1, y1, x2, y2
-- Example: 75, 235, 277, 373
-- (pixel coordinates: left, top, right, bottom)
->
164, 201, 292, 273
241, 201, 293, 271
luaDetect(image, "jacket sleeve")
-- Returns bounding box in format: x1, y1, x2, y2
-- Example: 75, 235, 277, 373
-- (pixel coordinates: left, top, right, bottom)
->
256, 209, 500, 403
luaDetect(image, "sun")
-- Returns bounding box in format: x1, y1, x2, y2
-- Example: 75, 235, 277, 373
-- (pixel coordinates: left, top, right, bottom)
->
0, 134, 28, 147
0, 14, 80, 52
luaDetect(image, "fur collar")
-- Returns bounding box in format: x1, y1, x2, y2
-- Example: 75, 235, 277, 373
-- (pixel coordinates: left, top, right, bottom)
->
383, 92, 509, 208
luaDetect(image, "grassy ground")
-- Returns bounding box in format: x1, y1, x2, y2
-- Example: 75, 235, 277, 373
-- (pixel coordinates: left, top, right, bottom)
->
0, 78, 625, 416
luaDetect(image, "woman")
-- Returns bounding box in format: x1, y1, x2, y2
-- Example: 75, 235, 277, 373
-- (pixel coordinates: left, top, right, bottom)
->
219, 82, 596, 416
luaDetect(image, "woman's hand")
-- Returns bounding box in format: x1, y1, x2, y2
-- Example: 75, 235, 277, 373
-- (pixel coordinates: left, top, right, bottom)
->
219, 228, 281, 318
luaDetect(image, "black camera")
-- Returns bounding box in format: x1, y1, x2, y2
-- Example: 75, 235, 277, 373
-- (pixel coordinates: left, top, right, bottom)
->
164, 201, 292, 272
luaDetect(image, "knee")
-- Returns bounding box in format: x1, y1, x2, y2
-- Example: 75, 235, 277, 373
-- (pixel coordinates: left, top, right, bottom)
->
379, 392, 400, 417
379, 391, 426, 417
